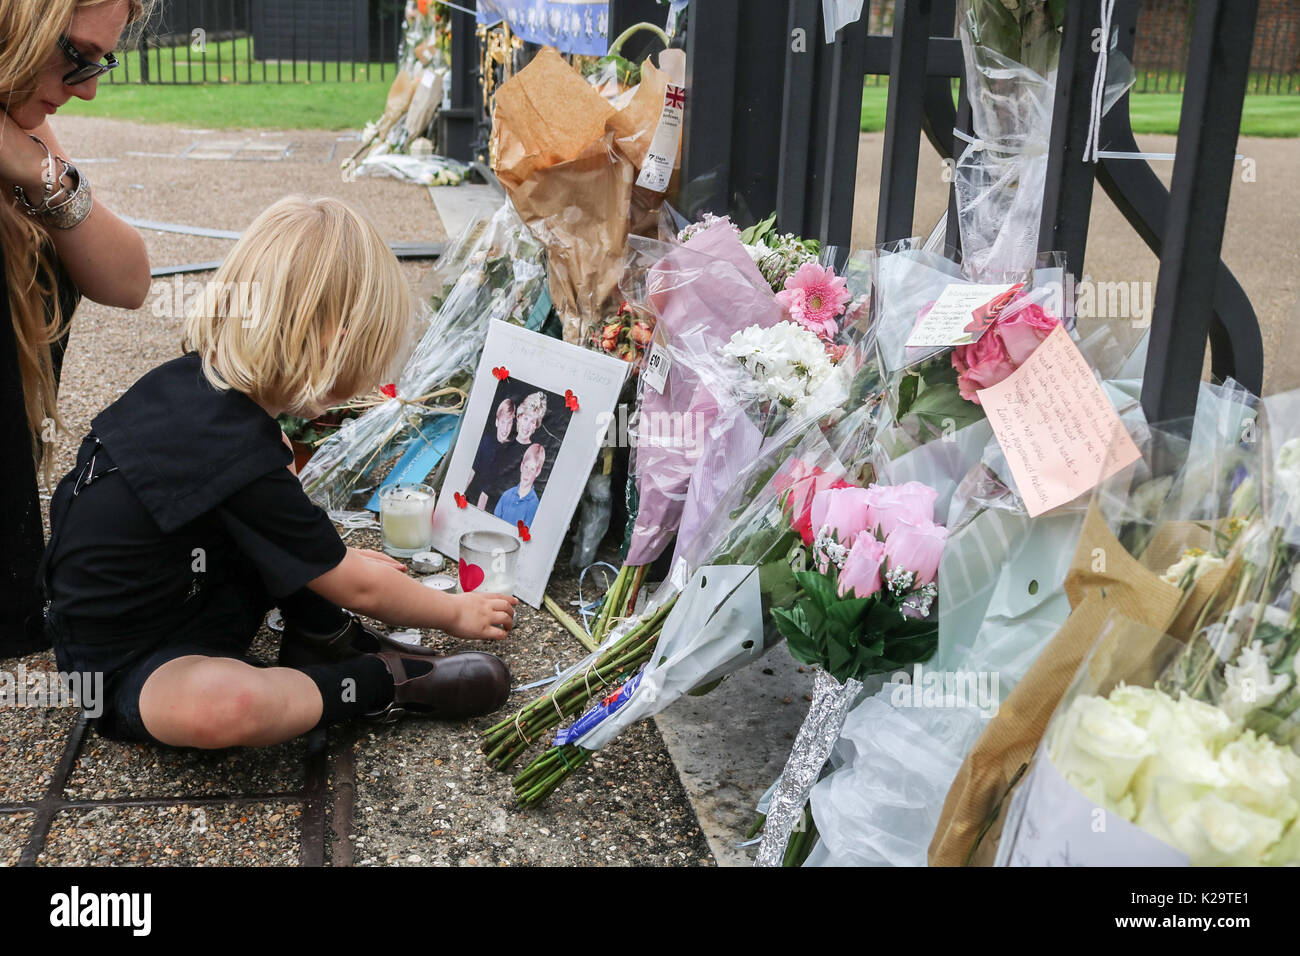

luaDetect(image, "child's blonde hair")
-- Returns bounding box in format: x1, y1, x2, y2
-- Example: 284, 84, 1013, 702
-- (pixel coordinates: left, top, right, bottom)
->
182, 196, 412, 416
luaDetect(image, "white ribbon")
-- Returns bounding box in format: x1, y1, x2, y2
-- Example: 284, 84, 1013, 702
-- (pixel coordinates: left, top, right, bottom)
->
1084, 0, 1117, 164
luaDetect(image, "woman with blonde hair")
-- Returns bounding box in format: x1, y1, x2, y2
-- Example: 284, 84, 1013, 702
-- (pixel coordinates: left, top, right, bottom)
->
1, 0, 152, 655
42, 196, 517, 748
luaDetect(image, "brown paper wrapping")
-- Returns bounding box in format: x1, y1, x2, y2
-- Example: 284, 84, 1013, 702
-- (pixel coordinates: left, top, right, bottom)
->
492, 48, 681, 343
927, 506, 1235, 866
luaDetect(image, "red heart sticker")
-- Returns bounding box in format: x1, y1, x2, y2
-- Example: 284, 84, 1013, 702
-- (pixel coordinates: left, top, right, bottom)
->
492, 366, 510, 381
379, 383, 397, 398
453, 491, 467, 509
564, 389, 579, 411
517, 520, 531, 542
459, 559, 485, 592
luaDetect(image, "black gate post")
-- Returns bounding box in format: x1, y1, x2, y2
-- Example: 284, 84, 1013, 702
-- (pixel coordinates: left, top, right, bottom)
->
1037, 1, 1106, 279
137, 31, 150, 84
440, 0, 482, 162
680, 0, 739, 217
876, 0, 935, 245
1141, 0, 1260, 424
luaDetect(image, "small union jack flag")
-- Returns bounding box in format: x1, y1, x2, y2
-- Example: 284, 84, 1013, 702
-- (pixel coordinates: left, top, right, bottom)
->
665, 85, 685, 109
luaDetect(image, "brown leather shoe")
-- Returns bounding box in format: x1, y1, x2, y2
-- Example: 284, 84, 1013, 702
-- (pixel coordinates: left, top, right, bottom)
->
279, 615, 443, 666
364, 650, 511, 722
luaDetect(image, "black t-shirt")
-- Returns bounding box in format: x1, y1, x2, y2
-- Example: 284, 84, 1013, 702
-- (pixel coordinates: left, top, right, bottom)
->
465, 430, 510, 510
43, 353, 345, 629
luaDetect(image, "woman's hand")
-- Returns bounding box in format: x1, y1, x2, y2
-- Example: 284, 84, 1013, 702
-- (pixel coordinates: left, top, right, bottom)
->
3, 117, 151, 310
347, 547, 407, 571
0, 109, 56, 201
450, 591, 518, 641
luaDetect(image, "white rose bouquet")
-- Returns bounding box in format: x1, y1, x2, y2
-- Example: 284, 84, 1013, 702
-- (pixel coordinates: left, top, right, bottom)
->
1044, 682, 1300, 866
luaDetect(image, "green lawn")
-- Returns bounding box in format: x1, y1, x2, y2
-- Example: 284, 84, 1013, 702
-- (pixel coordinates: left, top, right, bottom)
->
57, 35, 398, 130
859, 85, 1300, 137
59, 77, 392, 130
56, 51, 1300, 137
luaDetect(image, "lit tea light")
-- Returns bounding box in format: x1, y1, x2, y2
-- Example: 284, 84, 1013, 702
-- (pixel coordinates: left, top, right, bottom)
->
379, 483, 436, 557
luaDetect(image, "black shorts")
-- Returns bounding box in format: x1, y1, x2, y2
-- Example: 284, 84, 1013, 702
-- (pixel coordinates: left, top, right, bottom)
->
48, 571, 272, 745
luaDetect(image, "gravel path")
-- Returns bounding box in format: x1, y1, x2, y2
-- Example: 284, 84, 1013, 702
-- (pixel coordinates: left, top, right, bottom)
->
0, 117, 713, 868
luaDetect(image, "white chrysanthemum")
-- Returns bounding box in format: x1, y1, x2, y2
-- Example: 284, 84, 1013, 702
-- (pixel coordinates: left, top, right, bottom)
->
722, 321, 847, 416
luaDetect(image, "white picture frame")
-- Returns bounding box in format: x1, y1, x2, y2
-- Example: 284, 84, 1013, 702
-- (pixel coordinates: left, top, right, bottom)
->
430, 322, 628, 607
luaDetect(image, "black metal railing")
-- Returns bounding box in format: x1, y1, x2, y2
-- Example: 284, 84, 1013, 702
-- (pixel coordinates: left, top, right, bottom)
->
681, 0, 1263, 429
107, 0, 408, 84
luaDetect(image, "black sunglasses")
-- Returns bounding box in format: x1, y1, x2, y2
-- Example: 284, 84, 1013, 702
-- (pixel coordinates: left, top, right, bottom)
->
58, 36, 118, 85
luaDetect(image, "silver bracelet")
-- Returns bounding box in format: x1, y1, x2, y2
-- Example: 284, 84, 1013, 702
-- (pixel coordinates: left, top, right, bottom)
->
11, 148, 93, 230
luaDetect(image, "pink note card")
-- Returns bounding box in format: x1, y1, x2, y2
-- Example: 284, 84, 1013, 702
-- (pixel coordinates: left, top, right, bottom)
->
978, 325, 1141, 517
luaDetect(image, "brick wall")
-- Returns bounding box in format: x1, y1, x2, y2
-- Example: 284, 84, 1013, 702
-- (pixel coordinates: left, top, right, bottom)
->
864, 0, 1299, 90
1135, 0, 1300, 75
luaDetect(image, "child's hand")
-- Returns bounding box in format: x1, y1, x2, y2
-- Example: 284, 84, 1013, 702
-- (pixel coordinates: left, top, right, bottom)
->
348, 547, 407, 571
451, 591, 518, 641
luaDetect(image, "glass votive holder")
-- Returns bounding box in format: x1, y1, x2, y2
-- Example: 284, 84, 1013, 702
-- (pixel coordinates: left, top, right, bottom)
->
379, 483, 436, 558
458, 530, 521, 595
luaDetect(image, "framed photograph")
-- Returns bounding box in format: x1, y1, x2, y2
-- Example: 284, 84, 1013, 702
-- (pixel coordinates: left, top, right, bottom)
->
430, 322, 627, 607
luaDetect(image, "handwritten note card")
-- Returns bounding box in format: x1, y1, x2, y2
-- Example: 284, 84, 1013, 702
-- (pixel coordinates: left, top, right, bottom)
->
978, 325, 1140, 517
905, 281, 1023, 348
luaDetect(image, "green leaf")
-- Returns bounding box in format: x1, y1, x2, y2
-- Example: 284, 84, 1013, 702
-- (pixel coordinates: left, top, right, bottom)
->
896, 373, 920, 418
739, 212, 778, 246
760, 560, 802, 612
794, 569, 838, 609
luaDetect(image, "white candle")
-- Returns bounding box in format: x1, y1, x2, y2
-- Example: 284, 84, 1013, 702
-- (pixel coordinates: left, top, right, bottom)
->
381, 486, 435, 555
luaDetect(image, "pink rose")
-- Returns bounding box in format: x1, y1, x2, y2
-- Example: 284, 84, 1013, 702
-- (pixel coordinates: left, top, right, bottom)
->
888, 481, 938, 524
810, 487, 874, 546
838, 534, 886, 599
951, 299, 1062, 403
995, 301, 1060, 365
775, 460, 855, 545
951, 324, 1017, 405
884, 516, 948, 586
864, 483, 936, 538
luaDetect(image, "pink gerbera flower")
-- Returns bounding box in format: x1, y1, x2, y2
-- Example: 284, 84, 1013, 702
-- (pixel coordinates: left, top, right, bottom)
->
776, 263, 851, 341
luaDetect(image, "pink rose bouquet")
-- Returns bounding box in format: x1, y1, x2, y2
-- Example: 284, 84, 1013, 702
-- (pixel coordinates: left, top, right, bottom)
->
951, 299, 1061, 404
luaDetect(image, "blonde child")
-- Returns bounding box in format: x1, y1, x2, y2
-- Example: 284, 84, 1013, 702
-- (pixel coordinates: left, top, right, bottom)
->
42, 197, 517, 748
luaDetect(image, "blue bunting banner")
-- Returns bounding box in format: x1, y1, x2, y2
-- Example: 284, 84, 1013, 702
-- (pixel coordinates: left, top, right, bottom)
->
476, 0, 611, 57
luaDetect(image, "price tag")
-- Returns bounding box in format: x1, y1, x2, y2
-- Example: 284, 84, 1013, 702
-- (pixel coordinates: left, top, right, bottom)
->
642, 341, 671, 394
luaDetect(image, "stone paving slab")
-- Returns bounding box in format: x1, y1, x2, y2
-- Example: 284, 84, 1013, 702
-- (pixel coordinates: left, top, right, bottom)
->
62, 734, 307, 802
0, 708, 76, 805
0, 812, 32, 866
654, 643, 816, 867
34, 803, 303, 866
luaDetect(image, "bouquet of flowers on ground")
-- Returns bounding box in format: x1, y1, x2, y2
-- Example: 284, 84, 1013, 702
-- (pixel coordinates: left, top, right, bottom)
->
1001, 607, 1300, 866
485, 419, 880, 804
924, 385, 1272, 866
299, 201, 547, 510
999, 401, 1300, 866
581, 214, 862, 647
753, 479, 948, 865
